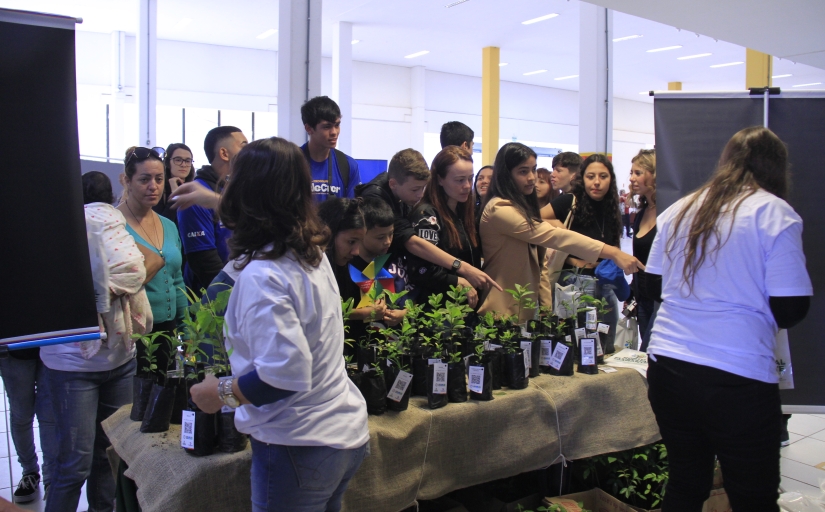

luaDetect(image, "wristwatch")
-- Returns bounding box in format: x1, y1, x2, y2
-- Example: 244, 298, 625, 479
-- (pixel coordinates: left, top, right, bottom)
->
218, 376, 240, 408
452, 259, 462, 271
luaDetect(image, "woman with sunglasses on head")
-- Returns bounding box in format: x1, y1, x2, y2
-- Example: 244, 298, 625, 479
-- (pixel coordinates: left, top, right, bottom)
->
189, 137, 369, 512
153, 143, 195, 225
478, 143, 640, 323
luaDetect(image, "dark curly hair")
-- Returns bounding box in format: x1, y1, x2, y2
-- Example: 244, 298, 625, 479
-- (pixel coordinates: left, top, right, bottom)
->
570, 154, 622, 247
219, 137, 330, 269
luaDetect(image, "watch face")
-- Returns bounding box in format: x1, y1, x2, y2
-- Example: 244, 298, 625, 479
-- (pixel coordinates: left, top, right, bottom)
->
226, 395, 240, 408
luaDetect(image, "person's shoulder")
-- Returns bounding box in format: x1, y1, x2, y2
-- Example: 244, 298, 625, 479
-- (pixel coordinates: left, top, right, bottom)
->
551, 192, 574, 209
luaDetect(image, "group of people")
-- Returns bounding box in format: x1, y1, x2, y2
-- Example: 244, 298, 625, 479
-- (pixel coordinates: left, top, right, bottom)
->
2, 93, 812, 512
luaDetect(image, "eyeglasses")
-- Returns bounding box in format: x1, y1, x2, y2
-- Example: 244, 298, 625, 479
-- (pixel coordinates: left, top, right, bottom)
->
125, 146, 165, 167
171, 157, 194, 166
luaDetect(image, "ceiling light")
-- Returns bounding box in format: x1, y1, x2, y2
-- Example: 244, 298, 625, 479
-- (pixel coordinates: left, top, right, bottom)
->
792, 82, 822, 87
639, 91, 649, 95
445, 0, 470, 7
677, 53, 712, 60
554, 75, 578, 80
405, 50, 429, 59
499, 62, 508, 67
772, 74, 792, 79
647, 45, 682, 53
256, 29, 277, 40
522, 13, 559, 25
613, 35, 642, 42
709, 61, 744, 68
173, 18, 192, 30
523, 69, 547, 76
351, 39, 360, 45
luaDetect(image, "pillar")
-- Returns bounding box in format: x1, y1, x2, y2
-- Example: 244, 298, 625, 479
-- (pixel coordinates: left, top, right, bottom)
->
109, 31, 127, 158
668, 82, 682, 91
410, 66, 426, 153
746, 49, 772, 89
481, 47, 500, 166
578, 4, 613, 157
332, 22, 353, 154
137, 0, 157, 147
277, 0, 322, 145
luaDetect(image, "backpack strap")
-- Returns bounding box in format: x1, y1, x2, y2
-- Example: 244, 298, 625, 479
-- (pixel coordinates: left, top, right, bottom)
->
333, 149, 350, 196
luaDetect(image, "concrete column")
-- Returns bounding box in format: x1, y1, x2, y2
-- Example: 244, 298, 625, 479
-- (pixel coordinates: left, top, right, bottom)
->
746, 49, 772, 89
410, 66, 426, 153
481, 47, 500, 166
137, 0, 157, 147
578, 4, 613, 157
109, 31, 127, 159
277, 0, 322, 145
668, 81, 682, 91
332, 22, 353, 154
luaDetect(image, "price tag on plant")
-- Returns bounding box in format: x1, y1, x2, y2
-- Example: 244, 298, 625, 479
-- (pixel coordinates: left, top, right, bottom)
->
181, 410, 195, 449
581, 338, 596, 366
565, 335, 572, 343
597, 322, 610, 334
540, 340, 553, 366
483, 340, 490, 351
428, 358, 441, 365
550, 343, 569, 370
432, 363, 447, 394
592, 332, 604, 357
488, 343, 502, 350
586, 309, 597, 330
520, 341, 532, 370
221, 405, 232, 414
574, 328, 586, 342
386, 370, 413, 402
468, 365, 484, 393
362, 364, 371, 373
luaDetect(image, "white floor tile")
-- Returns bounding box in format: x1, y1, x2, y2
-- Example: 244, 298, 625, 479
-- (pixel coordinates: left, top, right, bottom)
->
781, 457, 825, 487
788, 415, 825, 436
0, 488, 10, 502
788, 432, 805, 445
809, 430, 825, 443
782, 437, 825, 467
0, 457, 11, 490
780, 476, 821, 495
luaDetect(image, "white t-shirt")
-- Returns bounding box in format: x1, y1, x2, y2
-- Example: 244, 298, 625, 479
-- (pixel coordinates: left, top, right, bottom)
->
41, 340, 135, 372
646, 189, 812, 383
225, 251, 369, 449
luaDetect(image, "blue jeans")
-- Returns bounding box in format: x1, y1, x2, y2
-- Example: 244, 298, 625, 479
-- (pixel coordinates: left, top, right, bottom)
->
0, 356, 58, 485
44, 358, 135, 512
250, 438, 368, 512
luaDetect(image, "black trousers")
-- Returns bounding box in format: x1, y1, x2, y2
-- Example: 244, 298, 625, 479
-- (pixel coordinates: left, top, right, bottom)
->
647, 355, 781, 512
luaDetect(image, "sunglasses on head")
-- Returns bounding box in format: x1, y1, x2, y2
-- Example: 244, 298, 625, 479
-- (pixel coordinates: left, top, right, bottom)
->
125, 146, 166, 167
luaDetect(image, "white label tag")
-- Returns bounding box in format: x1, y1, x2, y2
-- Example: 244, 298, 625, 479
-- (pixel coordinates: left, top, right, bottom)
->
600, 366, 618, 373
181, 410, 195, 449
565, 335, 572, 343
221, 405, 232, 414
592, 332, 604, 357
540, 340, 553, 366
362, 364, 370, 372
428, 358, 441, 365
468, 365, 484, 393
549, 343, 569, 370
520, 341, 532, 369
597, 322, 610, 334
586, 309, 597, 330
386, 371, 413, 402
574, 328, 586, 341
432, 363, 447, 394
488, 343, 502, 350
581, 338, 596, 366
483, 340, 491, 351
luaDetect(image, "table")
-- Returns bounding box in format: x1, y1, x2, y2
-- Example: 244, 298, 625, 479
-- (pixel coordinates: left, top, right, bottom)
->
102, 369, 661, 512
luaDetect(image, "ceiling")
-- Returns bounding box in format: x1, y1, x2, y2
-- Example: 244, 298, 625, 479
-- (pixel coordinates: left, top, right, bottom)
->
2, 0, 824, 102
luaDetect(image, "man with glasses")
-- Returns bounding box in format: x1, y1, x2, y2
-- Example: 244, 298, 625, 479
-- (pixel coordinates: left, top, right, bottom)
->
178, 126, 247, 294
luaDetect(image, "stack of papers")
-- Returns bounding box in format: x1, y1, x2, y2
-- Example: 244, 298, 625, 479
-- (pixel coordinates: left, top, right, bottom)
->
604, 348, 648, 378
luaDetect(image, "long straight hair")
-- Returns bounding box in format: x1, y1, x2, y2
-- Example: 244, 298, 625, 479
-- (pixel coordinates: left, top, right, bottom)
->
483, 143, 540, 227
426, 146, 477, 249
667, 126, 789, 292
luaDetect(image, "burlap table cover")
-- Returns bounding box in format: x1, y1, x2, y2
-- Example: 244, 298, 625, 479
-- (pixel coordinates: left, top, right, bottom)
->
102, 368, 660, 512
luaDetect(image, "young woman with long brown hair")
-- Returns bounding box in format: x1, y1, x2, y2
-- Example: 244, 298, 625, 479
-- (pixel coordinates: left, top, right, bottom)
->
408, 146, 481, 307
645, 126, 812, 511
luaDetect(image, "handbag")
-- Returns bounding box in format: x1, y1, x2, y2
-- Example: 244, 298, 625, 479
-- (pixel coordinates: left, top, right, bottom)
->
546, 196, 576, 289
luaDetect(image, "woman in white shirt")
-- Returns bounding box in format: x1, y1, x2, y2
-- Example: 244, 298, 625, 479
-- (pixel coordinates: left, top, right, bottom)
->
190, 137, 369, 512
645, 126, 812, 511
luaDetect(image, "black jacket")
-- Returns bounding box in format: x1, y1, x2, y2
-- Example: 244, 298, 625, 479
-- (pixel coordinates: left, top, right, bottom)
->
355, 173, 415, 254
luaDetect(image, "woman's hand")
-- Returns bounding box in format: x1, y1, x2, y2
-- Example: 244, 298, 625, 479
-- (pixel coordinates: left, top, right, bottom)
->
189, 374, 224, 414
370, 298, 387, 322
168, 177, 183, 193
457, 265, 502, 292
457, 278, 479, 308
169, 182, 220, 210
383, 308, 406, 326
600, 245, 645, 275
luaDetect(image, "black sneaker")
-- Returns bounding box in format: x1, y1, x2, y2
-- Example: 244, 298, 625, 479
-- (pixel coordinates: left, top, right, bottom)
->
13, 473, 40, 503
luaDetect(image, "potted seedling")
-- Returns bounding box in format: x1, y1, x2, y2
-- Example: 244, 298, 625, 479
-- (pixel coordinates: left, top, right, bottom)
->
382, 322, 414, 412
500, 330, 528, 390
507, 284, 543, 379
130, 330, 169, 422
468, 340, 494, 401
136, 330, 179, 433
425, 338, 449, 409
477, 312, 505, 390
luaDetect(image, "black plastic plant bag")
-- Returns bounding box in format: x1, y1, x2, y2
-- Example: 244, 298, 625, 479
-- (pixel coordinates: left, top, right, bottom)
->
447, 360, 468, 403
412, 357, 430, 396
184, 372, 217, 457
484, 349, 503, 390
357, 370, 387, 415
169, 377, 187, 425
356, 345, 378, 372
529, 339, 542, 378
548, 339, 575, 377
218, 410, 248, 453
503, 349, 529, 389
577, 338, 600, 375
468, 356, 493, 401
140, 380, 177, 433
384, 366, 411, 412
130, 375, 154, 421
426, 363, 448, 410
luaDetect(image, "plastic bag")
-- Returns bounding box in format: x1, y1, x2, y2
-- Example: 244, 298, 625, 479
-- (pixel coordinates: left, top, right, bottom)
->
554, 282, 577, 319
468, 356, 494, 401
503, 349, 528, 389
218, 410, 248, 453
385, 366, 411, 412
426, 363, 448, 410
447, 360, 468, 403
86, 216, 110, 313
357, 370, 387, 415
484, 350, 503, 390
140, 380, 177, 433
130, 375, 154, 422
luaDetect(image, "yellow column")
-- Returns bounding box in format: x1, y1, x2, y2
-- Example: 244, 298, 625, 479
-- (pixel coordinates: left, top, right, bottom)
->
482, 46, 500, 166
668, 82, 682, 91
746, 49, 772, 89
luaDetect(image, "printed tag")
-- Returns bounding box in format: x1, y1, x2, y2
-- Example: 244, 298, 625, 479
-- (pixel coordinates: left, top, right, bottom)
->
432, 363, 447, 394
600, 366, 618, 373
581, 338, 596, 366
221, 405, 232, 414
362, 364, 371, 373
592, 332, 604, 357
565, 335, 572, 343
386, 371, 413, 402
483, 340, 490, 351
489, 343, 503, 350
597, 322, 610, 334
540, 340, 553, 366
574, 328, 586, 342
586, 309, 597, 330
520, 341, 532, 370
549, 343, 569, 370
181, 410, 195, 449
468, 365, 485, 393
428, 358, 441, 365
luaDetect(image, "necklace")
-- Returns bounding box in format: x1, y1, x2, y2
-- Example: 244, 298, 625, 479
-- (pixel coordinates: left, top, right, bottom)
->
125, 200, 165, 260
597, 213, 606, 239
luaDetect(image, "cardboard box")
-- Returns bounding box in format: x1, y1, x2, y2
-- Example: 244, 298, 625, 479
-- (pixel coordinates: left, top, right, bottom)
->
544, 487, 730, 512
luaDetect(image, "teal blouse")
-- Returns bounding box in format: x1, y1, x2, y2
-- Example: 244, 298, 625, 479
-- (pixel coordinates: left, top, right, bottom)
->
126, 215, 188, 323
